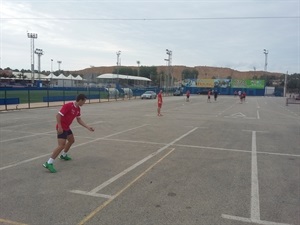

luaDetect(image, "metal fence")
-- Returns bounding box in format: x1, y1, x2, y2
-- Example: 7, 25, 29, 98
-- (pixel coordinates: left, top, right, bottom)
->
0, 86, 174, 111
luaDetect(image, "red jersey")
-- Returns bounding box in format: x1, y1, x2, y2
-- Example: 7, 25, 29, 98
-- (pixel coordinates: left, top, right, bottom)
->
157, 92, 163, 104
57, 102, 81, 130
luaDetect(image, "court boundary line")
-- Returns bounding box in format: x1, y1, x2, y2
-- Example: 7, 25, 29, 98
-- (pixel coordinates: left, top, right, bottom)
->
0, 121, 105, 143
77, 148, 176, 225
1, 132, 299, 172
0, 124, 149, 171
221, 131, 293, 225
70, 127, 198, 197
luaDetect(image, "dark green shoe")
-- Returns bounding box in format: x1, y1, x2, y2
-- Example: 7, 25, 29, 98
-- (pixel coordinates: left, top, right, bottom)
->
59, 154, 72, 161
43, 162, 57, 173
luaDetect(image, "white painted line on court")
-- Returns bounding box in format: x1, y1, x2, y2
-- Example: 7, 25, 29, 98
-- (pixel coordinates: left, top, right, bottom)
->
174, 143, 300, 157
251, 131, 260, 220
3, 130, 298, 172
0, 129, 54, 136
99, 138, 167, 146
257, 110, 260, 119
256, 99, 261, 109
258, 151, 300, 157
243, 130, 269, 133
0, 130, 55, 143
221, 214, 292, 225
175, 144, 251, 154
0, 153, 51, 171
70, 127, 198, 197
70, 190, 112, 199
0, 119, 56, 128
0, 124, 149, 171
217, 103, 236, 116
221, 131, 293, 225
77, 148, 176, 225
0, 121, 104, 143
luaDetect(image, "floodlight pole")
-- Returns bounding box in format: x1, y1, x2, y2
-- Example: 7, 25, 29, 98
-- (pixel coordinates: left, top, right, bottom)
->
57, 61, 62, 72
34, 48, 44, 82
164, 59, 169, 90
116, 51, 121, 86
166, 49, 172, 91
137, 60, 140, 76
27, 32, 38, 84
263, 49, 268, 72
284, 71, 288, 97
116, 51, 121, 74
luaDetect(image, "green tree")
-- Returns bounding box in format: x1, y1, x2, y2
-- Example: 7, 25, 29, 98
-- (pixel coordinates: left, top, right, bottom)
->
112, 67, 134, 75
182, 68, 198, 80
260, 74, 276, 86
287, 73, 300, 92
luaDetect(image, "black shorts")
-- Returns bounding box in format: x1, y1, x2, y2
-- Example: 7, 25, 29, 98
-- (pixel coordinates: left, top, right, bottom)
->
57, 129, 73, 139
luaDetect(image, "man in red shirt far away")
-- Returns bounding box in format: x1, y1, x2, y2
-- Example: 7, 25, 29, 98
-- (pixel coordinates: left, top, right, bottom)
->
43, 94, 94, 173
186, 90, 190, 102
157, 89, 163, 116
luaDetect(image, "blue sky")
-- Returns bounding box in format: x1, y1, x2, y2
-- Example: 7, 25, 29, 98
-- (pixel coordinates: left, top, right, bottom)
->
0, 0, 299, 74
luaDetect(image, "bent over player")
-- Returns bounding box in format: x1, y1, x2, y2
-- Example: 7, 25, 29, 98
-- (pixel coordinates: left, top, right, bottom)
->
43, 94, 94, 173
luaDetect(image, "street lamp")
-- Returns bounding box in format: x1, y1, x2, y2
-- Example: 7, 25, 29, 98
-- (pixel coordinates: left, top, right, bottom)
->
57, 61, 62, 72
137, 60, 140, 76
164, 58, 169, 90
116, 51, 121, 72
263, 49, 268, 72
50, 59, 53, 87
166, 49, 172, 92
116, 51, 121, 87
27, 32, 38, 84
34, 48, 43, 83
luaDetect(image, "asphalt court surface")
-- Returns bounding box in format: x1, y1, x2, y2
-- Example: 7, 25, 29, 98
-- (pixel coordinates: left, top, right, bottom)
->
0, 95, 299, 225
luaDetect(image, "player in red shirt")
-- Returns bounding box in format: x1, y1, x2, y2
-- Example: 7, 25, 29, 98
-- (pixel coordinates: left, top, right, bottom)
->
186, 90, 190, 102
207, 90, 211, 103
157, 90, 163, 116
43, 94, 94, 173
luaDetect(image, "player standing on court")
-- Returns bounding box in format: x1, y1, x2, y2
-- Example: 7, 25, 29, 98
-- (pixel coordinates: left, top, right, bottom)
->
186, 90, 190, 102
207, 90, 211, 103
43, 94, 94, 173
157, 90, 163, 116
214, 90, 218, 101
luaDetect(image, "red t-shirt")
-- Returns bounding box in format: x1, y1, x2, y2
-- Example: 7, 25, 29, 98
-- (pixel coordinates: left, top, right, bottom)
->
158, 93, 163, 105
57, 102, 81, 130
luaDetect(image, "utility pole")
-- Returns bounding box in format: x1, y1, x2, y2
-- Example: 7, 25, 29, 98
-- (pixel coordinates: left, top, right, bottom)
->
263, 49, 268, 72
116, 51, 121, 75
34, 48, 44, 84
57, 61, 62, 72
284, 71, 288, 97
166, 49, 172, 91
116, 51, 121, 87
137, 60, 140, 76
27, 32, 38, 84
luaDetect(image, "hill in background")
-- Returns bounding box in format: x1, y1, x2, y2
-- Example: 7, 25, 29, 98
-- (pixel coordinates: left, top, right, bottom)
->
71, 65, 283, 80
